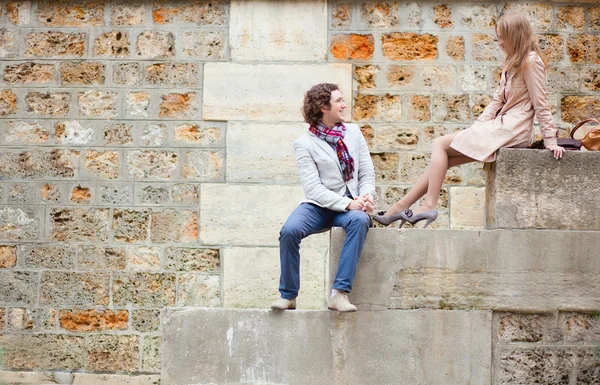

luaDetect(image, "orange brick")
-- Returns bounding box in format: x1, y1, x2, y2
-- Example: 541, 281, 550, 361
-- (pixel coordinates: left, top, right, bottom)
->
330, 34, 374, 60
59, 309, 128, 332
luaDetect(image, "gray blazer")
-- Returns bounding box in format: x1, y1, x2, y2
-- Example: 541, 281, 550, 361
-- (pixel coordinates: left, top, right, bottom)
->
294, 123, 375, 212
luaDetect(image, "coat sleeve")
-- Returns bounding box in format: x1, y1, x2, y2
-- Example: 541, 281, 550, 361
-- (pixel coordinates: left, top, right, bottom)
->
356, 130, 375, 198
476, 84, 504, 123
295, 140, 352, 212
523, 55, 558, 147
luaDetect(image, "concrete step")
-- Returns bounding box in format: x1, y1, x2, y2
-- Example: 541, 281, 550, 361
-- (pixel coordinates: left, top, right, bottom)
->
485, 148, 600, 230
161, 308, 491, 385
330, 228, 600, 312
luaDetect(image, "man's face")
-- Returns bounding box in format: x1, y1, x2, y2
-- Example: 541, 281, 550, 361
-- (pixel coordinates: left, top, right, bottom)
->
322, 89, 346, 123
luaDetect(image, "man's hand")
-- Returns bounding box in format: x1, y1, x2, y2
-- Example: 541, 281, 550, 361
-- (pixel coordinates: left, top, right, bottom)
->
546, 145, 564, 159
358, 193, 374, 213
346, 199, 364, 211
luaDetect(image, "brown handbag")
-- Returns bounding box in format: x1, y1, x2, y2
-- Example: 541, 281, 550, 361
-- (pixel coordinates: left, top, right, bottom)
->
570, 118, 600, 151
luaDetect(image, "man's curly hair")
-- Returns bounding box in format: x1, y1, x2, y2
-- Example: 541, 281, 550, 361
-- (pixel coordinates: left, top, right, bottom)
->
302, 83, 339, 126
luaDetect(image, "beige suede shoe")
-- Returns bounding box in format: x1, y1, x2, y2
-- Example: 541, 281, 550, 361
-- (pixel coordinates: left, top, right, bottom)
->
270, 297, 296, 311
327, 292, 357, 312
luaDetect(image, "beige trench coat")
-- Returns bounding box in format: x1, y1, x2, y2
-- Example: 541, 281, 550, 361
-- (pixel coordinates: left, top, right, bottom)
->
451, 52, 558, 162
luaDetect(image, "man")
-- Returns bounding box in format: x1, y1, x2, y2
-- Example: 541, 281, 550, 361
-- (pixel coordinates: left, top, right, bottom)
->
271, 83, 375, 312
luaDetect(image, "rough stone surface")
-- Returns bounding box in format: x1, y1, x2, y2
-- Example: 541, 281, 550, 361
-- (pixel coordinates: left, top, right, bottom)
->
446, 36, 465, 61
132, 309, 161, 333
84, 150, 120, 179
111, 3, 146, 26
135, 185, 169, 205
0, 334, 85, 370
18, 244, 76, 269
0, 89, 17, 116
2, 121, 50, 144
142, 336, 161, 372
72, 374, 161, 385
36, 1, 105, 27
4, 62, 56, 84
181, 149, 224, 181
93, 31, 130, 57
472, 34, 502, 62
568, 34, 600, 64
433, 4, 453, 29
353, 93, 402, 122
145, 62, 198, 87
561, 95, 600, 123
331, 228, 600, 311
172, 184, 199, 205
87, 335, 140, 372
159, 92, 198, 118
0, 271, 38, 305
387, 65, 415, 88
78, 90, 119, 118
486, 149, 600, 230
113, 62, 142, 85
112, 272, 176, 307
136, 30, 175, 58
433, 94, 470, 122
127, 246, 160, 271
375, 125, 418, 150
557, 6, 584, 32
39, 272, 109, 306
150, 209, 198, 243
0, 149, 78, 179
173, 123, 221, 145
538, 34, 565, 63
41, 183, 62, 203
59, 309, 128, 332
26, 92, 70, 117
5, 2, 32, 26
70, 185, 91, 204
152, 0, 227, 25
162, 309, 492, 385
141, 123, 167, 146
0, 207, 41, 241
181, 30, 227, 60
78, 245, 126, 270
164, 247, 219, 272
0, 245, 17, 268
504, 3, 552, 32
359, 2, 399, 28
104, 123, 133, 145
126, 150, 178, 180
459, 4, 498, 30
125, 91, 151, 117
581, 67, 600, 92
112, 209, 149, 243
330, 33, 374, 60
354, 64, 379, 90
49, 208, 110, 242
497, 313, 546, 342
55, 120, 95, 145
331, 2, 351, 29
177, 274, 220, 307
382, 32, 438, 61
25, 31, 86, 57
450, 187, 485, 229
230, 0, 327, 61
99, 184, 132, 205
60, 61, 105, 85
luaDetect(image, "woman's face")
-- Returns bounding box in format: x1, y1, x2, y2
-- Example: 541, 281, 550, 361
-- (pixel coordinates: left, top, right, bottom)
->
496, 30, 506, 52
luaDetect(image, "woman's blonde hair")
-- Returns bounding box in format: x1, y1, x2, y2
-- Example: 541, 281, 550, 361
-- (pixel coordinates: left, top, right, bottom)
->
496, 13, 548, 75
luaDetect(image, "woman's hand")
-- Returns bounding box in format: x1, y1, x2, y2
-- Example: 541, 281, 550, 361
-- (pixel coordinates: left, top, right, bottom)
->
546, 145, 564, 159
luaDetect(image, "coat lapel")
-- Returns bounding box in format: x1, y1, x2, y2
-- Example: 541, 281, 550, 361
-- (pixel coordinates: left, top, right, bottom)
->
309, 133, 343, 172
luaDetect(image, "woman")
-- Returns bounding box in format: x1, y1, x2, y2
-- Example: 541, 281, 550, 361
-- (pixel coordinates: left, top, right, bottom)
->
373, 13, 564, 228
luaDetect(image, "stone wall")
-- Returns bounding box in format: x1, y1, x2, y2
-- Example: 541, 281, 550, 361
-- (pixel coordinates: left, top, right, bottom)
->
0, 0, 599, 383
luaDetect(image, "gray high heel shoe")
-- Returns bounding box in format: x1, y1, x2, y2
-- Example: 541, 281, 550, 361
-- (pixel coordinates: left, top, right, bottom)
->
398, 209, 438, 229
372, 211, 405, 226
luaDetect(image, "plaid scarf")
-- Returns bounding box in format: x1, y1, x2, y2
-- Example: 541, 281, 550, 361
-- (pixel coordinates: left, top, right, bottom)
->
309, 122, 355, 182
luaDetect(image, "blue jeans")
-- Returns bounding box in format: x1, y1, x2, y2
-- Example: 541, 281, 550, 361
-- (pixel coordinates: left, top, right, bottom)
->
278, 203, 371, 300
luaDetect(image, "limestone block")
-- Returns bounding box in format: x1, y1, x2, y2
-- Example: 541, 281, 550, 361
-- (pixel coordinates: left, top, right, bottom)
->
4, 62, 56, 84
331, 228, 600, 311
230, 0, 326, 61
41, 183, 62, 203
84, 149, 120, 179
171, 183, 199, 205
0, 334, 85, 370
25, 91, 70, 117
60, 61, 105, 85
567, 34, 600, 64
112, 272, 176, 307
177, 274, 220, 307
472, 34, 502, 62
113, 62, 142, 85
382, 32, 438, 61
486, 149, 600, 230
538, 34, 565, 63
125, 91, 150, 117
136, 30, 174, 58
18, 244, 76, 269
78, 245, 126, 270
55, 120, 95, 145
70, 185, 92, 204
0, 271, 38, 305
223, 237, 327, 309
145, 62, 198, 87
386, 65, 415, 88
358, 2, 399, 28
591, 6, 600, 32
150, 209, 198, 243
159, 92, 198, 118
472, 94, 491, 119
181, 149, 224, 181
135, 184, 170, 205
0, 206, 41, 241
564, 312, 600, 343
104, 123, 133, 145
354, 64, 379, 90
0, 308, 4, 329
132, 309, 161, 333
202, 63, 351, 121
422, 65, 456, 90
142, 336, 161, 372
111, 3, 146, 26
152, 0, 227, 25
126, 150, 178, 180
173, 123, 222, 145
450, 187, 484, 229
458, 4, 498, 30
162, 309, 491, 385
200, 184, 304, 246
87, 335, 140, 372
1, 121, 50, 144
127, 246, 160, 271
181, 30, 227, 60
433, 4, 453, 28
78, 90, 119, 118
0, 245, 17, 268
372, 152, 399, 182
374, 125, 418, 150
446, 36, 465, 61
140, 123, 167, 145
112, 209, 149, 243
331, 2, 352, 29
7, 183, 35, 204
547, 66, 579, 93
433, 94, 470, 122
0, 148, 78, 180
561, 95, 600, 123
59, 309, 128, 332
39, 272, 110, 306
93, 31, 130, 57
226, 122, 304, 182
25, 31, 86, 57
459, 65, 488, 92
0, 371, 60, 384
99, 184, 132, 205
353, 93, 402, 122
35, 1, 104, 27
0, 28, 17, 58
49, 207, 110, 242
581, 67, 600, 92
402, 2, 423, 28
5, 2, 32, 26
0, 89, 17, 116
164, 247, 220, 272
504, 3, 553, 32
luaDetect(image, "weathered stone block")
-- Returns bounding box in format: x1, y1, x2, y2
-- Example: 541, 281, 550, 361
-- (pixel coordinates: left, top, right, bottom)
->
177, 274, 220, 307
126, 150, 178, 180
112, 272, 176, 307
564, 313, 600, 343
150, 209, 198, 243
487, 149, 600, 230
591, 6, 600, 32
433, 94, 470, 122
7, 183, 34, 204
159, 92, 198, 118
4, 62, 56, 84
581, 67, 600, 92
49, 208, 110, 242
60, 61, 105, 85
142, 336, 161, 372
406, 94, 430, 122
173, 123, 221, 145
181, 30, 227, 60
354, 64, 379, 90
112, 209, 149, 243
200, 184, 303, 246
152, 0, 226, 25
0, 308, 4, 329
5, 2, 32, 26
125, 91, 150, 117
382, 32, 437, 61
202, 63, 352, 121
0, 148, 78, 179
538, 34, 565, 63
568, 34, 600, 64
93, 31, 130, 57
84, 149, 120, 179
135, 184, 169, 205
87, 335, 140, 372
7, 307, 56, 331
136, 30, 174, 58
0, 271, 38, 305
26, 91, 70, 117
181, 149, 224, 181
0, 245, 17, 268
40, 272, 109, 306
36, 1, 104, 27
18, 244, 75, 269
331, 2, 351, 29
78, 245, 126, 270
386, 65, 415, 88
446, 35, 464, 61
556, 6, 584, 32
41, 183, 62, 202
113, 62, 142, 86
99, 184, 132, 205
497, 313, 545, 342
132, 309, 161, 333
59, 309, 128, 332
0, 206, 41, 241
141, 123, 167, 146
459, 4, 498, 30
104, 123, 133, 145
231, 0, 326, 61
2, 121, 50, 144
25, 31, 86, 57
459, 65, 488, 92
433, 4, 453, 28
450, 187, 484, 229
72, 374, 161, 385
353, 93, 402, 121
472, 34, 502, 62
55, 120, 95, 145
0, 90, 17, 116
145, 62, 198, 87
547, 66, 580, 93
472, 94, 492, 119
375, 125, 418, 150
371, 152, 399, 182
71, 184, 91, 204
358, 2, 399, 28
78, 90, 118, 118
504, 3, 552, 32
111, 3, 146, 26
561, 95, 600, 123
421, 65, 456, 90
0, 334, 85, 370
127, 246, 160, 271
0, 28, 17, 58
171, 184, 198, 205
164, 247, 219, 271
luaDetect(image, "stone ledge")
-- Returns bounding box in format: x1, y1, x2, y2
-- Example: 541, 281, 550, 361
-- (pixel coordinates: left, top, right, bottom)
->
486, 148, 600, 230
162, 308, 491, 385
331, 228, 600, 312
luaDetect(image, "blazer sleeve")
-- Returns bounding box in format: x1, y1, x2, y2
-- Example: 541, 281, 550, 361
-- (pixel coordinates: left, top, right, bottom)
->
357, 131, 375, 198
523, 55, 558, 147
295, 140, 352, 212
476, 84, 504, 123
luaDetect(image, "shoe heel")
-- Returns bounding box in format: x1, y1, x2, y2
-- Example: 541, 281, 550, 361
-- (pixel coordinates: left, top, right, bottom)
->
423, 218, 434, 228
398, 219, 407, 229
